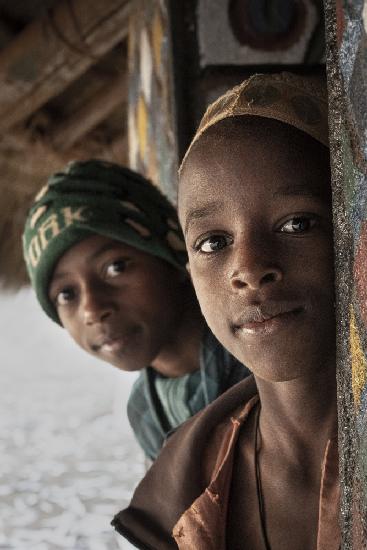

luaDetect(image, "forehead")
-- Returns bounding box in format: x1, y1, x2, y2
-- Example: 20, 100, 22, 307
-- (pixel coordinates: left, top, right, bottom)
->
178, 117, 330, 223
61, 235, 132, 261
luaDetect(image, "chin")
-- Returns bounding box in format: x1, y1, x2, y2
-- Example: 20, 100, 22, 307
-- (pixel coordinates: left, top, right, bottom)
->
231, 344, 328, 383
114, 363, 145, 373
112, 358, 146, 372
96, 354, 145, 373
252, 367, 307, 383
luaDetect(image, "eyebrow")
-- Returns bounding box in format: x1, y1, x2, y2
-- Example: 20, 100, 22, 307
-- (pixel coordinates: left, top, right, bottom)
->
273, 184, 325, 199
183, 202, 221, 235
88, 241, 126, 261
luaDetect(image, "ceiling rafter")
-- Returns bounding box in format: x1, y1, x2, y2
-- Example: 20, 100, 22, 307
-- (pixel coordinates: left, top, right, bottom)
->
0, 0, 131, 132
50, 71, 128, 151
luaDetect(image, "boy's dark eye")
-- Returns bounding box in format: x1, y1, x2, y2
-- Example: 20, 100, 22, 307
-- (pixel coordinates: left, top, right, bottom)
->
55, 288, 75, 307
106, 259, 128, 277
280, 216, 316, 234
197, 235, 233, 253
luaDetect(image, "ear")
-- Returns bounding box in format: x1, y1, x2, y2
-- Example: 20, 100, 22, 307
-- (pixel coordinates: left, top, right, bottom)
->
177, 263, 191, 284
185, 261, 192, 281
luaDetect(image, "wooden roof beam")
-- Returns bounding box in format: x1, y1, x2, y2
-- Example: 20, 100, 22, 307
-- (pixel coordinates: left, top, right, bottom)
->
0, 0, 131, 133
50, 71, 128, 151
66, 133, 128, 165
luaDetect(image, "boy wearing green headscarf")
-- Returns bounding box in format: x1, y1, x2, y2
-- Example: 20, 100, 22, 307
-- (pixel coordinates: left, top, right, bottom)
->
22, 160, 250, 460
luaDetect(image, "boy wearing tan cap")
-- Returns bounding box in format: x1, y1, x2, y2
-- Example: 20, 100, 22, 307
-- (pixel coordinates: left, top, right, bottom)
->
113, 73, 339, 549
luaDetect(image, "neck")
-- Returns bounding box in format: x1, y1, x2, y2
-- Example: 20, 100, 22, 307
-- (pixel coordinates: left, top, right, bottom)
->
254, 362, 337, 466
151, 286, 205, 378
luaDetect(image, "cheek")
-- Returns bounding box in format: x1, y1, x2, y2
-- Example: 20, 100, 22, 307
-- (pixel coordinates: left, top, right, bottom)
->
284, 233, 334, 290
306, 244, 335, 300
190, 262, 228, 324
59, 313, 83, 346
58, 311, 71, 332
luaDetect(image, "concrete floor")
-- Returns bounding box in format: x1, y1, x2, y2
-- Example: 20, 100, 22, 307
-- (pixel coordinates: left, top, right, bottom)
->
0, 289, 144, 549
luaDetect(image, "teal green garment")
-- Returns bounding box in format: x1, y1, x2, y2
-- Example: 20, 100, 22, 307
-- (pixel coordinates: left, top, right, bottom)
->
127, 327, 250, 460
154, 369, 202, 428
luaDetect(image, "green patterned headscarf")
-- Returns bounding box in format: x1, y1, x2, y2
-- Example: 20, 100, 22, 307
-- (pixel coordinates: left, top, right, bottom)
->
22, 160, 187, 324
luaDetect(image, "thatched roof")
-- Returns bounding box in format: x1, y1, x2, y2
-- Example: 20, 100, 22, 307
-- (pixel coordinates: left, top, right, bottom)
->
0, 0, 130, 288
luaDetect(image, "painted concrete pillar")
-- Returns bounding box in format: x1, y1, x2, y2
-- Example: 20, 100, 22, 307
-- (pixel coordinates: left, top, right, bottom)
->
325, 0, 367, 546
127, 0, 179, 204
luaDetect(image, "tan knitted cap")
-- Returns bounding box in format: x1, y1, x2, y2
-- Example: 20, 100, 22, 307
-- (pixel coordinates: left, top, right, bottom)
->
180, 72, 329, 173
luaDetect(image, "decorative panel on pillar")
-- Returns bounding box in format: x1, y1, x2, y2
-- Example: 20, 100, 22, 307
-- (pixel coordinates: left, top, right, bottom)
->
128, 0, 178, 204
172, 0, 326, 157
197, 0, 324, 66
128, 0, 327, 203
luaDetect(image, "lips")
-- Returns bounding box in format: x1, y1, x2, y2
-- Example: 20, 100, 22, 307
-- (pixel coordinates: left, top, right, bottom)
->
233, 302, 303, 335
99, 336, 126, 353
91, 331, 129, 353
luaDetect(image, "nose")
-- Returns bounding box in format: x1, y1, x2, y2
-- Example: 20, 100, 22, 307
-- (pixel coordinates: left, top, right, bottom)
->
81, 281, 115, 325
229, 236, 282, 291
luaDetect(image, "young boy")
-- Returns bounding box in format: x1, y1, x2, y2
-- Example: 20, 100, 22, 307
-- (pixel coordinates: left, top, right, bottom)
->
112, 73, 340, 549
22, 160, 249, 460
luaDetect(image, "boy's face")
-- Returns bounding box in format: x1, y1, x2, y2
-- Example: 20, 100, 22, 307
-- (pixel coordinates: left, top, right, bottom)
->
48, 235, 186, 372
179, 119, 335, 381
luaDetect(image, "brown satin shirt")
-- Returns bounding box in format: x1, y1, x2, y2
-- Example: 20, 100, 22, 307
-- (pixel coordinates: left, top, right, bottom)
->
173, 395, 340, 550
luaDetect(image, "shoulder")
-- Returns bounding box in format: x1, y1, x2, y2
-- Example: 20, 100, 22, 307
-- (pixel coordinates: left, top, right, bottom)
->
127, 368, 166, 461
168, 375, 256, 447
127, 369, 150, 416
112, 376, 257, 549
